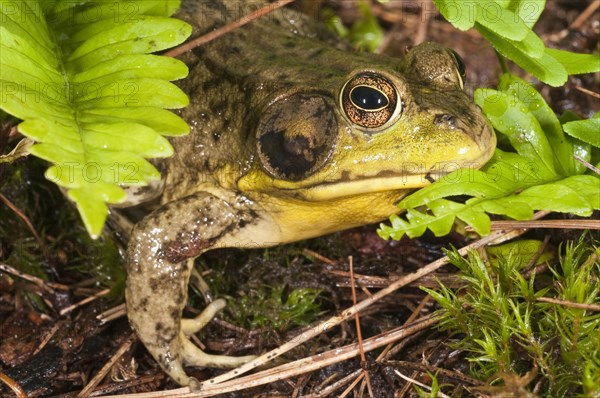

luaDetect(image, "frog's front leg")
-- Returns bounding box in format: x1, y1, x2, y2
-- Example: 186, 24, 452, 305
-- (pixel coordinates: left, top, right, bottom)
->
125, 192, 277, 387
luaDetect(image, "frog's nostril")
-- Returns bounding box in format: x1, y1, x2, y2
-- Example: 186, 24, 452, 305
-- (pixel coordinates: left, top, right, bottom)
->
434, 113, 457, 128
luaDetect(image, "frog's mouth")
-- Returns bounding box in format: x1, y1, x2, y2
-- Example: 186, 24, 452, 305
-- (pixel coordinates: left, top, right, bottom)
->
275, 135, 496, 202
298, 173, 440, 201
293, 168, 462, 201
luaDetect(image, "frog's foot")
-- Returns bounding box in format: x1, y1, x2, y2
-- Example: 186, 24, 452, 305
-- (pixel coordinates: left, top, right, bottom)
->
181, 334, 256, 368
180, 298, 256, 368
125, 192, 266, 386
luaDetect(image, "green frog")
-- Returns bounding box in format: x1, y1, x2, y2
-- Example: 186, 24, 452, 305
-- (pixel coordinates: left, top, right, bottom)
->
124, 0, 496, 387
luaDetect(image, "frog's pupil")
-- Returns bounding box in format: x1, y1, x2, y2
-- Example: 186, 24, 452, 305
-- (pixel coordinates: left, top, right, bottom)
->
351, 86, 388, 111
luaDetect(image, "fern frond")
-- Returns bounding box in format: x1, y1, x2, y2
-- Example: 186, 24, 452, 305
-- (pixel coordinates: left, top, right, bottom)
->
0, 0, 191, 237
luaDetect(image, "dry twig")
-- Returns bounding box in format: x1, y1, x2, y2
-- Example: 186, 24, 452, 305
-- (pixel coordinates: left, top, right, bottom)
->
0, 192, 45, 253
78, 334, 136, 398
348, 256, 374, 397
536, 297, 600, 312
0, 372, 28, 398
570, 0, 600, 29
471, 219, 600, 231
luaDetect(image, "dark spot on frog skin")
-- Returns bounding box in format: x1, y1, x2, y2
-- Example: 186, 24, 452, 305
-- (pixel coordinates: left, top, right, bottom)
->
155, 321, 177, 342
311, 48, 325, 58
226, 46, 241, 56
210, 99, 228, 115
131, 186, 149, 197
311, 103, 333, 119
212, 132, 221, 142
222, 118, 232, 132
170, 307, 180, 322
164, 237, 212, 264
202, 78, 221, 92
149, 276, 165, 292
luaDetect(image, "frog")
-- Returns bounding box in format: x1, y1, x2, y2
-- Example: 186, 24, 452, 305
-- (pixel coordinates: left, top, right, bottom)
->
124, 0, 496, 388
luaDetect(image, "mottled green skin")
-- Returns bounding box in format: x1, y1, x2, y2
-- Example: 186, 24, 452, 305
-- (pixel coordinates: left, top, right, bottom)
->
165, 1, 337, 191
125, 0, 495, 388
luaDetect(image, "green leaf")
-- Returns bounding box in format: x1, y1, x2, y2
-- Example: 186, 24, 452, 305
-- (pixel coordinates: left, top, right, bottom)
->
433, 0, 477, 31
81, 107, 189, 136
0, 0, 191, 238
475, 23, 568, 87
479, 197, 533, 220
68, 184, 125, 239
474, 4, 529, 42
67, 17, 191, 71
509, 28, 545, 59
545, 48, 600, 75
72, 54, 188, 85
563, 114, 600, 148
498, 74, 587, 174
79, 123, 174, 157
507, 0, 545, 28
73, 79, 188, 109
559, 175, 600, 210
475, 88, 556, 175
515, 182, 594, 216
433, 0, 593, 87
347, 1, 384, 52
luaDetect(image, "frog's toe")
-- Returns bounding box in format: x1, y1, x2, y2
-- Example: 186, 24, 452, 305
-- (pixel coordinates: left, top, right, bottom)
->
181, 298, 256, 367
181, 298, 227, 335
160, 354, 193, 387
181, 336, 256, 368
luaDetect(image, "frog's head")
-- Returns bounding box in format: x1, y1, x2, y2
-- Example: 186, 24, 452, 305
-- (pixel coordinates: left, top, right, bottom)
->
239, 42, 495, 201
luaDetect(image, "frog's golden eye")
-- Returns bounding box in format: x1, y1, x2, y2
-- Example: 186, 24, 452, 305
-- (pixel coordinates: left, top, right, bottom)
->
341, 73, 399, 129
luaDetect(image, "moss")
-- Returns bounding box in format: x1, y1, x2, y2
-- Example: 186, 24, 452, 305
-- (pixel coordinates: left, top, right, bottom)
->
423, 235, 600, 397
